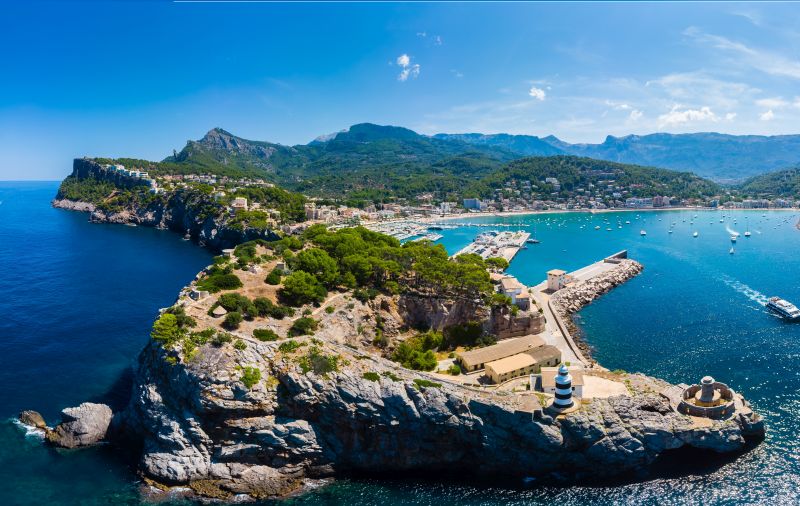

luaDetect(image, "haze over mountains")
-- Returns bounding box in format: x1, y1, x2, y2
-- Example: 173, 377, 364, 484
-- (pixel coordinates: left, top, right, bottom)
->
435, 132, 800, 183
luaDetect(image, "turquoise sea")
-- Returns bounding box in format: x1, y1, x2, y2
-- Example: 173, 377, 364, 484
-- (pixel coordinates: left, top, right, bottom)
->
3, 181, 800, 505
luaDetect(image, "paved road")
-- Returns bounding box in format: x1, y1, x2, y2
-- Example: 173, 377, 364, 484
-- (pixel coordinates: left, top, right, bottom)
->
570, 261, 616, 281
530, 282, 584, 365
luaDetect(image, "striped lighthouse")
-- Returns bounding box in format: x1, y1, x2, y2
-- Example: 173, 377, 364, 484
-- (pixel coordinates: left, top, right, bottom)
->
553, 364, 574, 408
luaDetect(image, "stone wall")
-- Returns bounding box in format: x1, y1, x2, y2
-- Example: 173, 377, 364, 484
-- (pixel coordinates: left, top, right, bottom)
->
550, 259, 644, 359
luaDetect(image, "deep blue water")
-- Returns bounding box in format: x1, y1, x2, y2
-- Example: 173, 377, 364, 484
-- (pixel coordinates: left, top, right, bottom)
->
3, 184, 799, 505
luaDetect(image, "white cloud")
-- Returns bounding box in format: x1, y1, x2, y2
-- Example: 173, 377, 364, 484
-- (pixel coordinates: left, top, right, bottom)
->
416, 32, 427, 38
434, 35, 443, 46
396, 54, 420, 82
658, 105, 718, 127
756, 97, 788, 109
450, 69, 464, 79
760, 110, 775, 121
646, 71, 758, 110
629, 109, 643, 121
685, 27, 800, 80
725, 112, 737, 121
528, 86, 546, 101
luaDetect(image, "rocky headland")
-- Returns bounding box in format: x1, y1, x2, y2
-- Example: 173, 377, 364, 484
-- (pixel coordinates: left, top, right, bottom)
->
22, 254, 765, 502
52, 159, 280, 251
38, 182, 765, 502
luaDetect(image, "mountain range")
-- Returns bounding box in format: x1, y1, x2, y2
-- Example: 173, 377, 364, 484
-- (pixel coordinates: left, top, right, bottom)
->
434, 132, 800, 183
109, 123, 798, 200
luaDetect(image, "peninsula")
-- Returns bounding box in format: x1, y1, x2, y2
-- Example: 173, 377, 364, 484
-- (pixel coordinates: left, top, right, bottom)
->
25, 159, 766, 502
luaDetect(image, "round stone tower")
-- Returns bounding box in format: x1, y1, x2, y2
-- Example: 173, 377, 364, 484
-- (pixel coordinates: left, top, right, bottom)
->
553, 364, 574, 408
695, 375, 722, 407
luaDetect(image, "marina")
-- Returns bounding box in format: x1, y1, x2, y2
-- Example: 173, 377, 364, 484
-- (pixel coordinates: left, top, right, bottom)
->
454, 229, 530, 262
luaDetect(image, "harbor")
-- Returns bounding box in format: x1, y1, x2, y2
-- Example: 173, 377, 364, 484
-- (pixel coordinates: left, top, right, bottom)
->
454, 229, 530, 262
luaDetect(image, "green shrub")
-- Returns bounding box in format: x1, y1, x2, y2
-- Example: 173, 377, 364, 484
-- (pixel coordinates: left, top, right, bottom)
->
289, 317, 318, 337
253, 328, 280, 342
485, 257, 510, 271
298, 346, 340, 375
362, 372, 380, 382
151, 313, 181, 347
382, 371, 401, 382
353, 287, 379, 303
223, 311, 243, 330
264, 268, 282, 285
391, 330, 442, 371
279, 271, 327, 306
447, 364, 462, 376
240, 367, 261, 389
413, 378, 442, 390
233, 339, 247, 351
325, 306, 335, 314
189, 328, 215, 345
212, 331, 234, 347
278, 340, 303, 353
197, 272, 243, 293
165, 306, 197, 329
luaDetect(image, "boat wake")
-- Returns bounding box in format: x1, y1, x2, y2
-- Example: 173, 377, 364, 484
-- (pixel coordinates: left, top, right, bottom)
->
725, 225, 740, 236
721, 276, 769, 306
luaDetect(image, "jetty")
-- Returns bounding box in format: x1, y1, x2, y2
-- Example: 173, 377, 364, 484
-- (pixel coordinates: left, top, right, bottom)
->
454, 230, 530, 262
531, 251, 643, 366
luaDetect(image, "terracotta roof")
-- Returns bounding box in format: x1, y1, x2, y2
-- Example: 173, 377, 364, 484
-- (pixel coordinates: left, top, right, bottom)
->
540, 366, 585, 388
485, 353, 536, 375
457, 335, 544, 368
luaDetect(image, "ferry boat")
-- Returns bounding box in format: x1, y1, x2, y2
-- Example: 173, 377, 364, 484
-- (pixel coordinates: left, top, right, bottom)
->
766, 297, 800, 320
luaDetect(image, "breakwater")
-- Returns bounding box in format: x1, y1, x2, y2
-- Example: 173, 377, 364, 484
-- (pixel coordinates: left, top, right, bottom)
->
550, 258, 644, 362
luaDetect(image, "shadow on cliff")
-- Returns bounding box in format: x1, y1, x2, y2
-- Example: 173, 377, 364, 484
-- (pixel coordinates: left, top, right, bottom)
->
333, 440, 761, 494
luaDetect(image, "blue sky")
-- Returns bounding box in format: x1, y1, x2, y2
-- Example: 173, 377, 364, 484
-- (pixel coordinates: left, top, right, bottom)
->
2, 1, 800, 179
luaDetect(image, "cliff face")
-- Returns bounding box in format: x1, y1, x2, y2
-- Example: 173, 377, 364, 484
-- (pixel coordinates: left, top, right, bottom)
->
53, 159, 279, 251
111, 283, 764, 501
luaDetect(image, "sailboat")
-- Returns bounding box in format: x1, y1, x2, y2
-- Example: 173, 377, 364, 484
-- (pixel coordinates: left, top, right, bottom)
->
527, 224, 540, 244
729, 247, 735, 255
744, 219, 751, 237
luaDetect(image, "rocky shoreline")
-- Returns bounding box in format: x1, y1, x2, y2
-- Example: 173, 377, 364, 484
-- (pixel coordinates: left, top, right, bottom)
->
550, 259, 645, 361
52, 159, 280, 252
20, 252, 766, 502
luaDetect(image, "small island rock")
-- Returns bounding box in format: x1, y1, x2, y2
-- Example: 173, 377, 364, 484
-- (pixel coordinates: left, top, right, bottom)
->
18, 410, 47, 429
46, 402, 113, 448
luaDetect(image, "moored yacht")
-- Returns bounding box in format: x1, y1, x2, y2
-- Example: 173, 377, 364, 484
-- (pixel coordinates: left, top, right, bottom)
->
766, 297, 800, 320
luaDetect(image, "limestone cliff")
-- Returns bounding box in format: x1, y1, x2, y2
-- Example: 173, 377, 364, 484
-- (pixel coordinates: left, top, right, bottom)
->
114, 331, 762, 501
53, 159, 279, 251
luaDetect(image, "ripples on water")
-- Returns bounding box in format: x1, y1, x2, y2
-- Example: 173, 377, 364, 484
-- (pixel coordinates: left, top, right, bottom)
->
3, 187, 799, 505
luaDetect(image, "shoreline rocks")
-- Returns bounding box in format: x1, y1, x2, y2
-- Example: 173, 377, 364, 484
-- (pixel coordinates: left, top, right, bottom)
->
18, 410, 47, 430
44, 403, 113, 449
